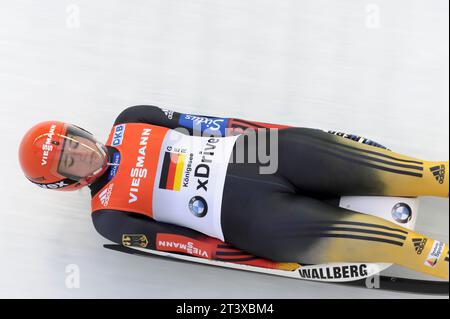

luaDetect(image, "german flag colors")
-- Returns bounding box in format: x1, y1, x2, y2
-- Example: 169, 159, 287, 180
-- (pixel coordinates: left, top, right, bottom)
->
159, 152, 185, 191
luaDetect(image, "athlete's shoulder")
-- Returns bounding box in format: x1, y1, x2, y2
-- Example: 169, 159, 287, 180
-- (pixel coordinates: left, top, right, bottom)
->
114, 105, 178, 127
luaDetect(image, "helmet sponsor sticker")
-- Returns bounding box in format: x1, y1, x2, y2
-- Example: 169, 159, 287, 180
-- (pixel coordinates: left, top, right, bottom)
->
112, 124, 126, 146
41, 124, 57, 166
37, 180, 69, 189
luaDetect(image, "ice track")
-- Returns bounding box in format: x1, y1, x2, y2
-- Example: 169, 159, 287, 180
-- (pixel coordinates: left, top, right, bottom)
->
0, 0, 448, 298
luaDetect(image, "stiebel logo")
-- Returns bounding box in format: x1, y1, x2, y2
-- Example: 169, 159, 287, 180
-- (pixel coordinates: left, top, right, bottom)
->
183, 115, 225, 131
179, 114, 228, 135
99, 183, 114, 207
297, 264, 369, 280
430, 165, 445, 184
412, 238, 428, 255
41, 124, 57, 166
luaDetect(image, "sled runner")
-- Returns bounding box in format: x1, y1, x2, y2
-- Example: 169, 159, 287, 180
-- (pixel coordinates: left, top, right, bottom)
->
104, 195, 448, 295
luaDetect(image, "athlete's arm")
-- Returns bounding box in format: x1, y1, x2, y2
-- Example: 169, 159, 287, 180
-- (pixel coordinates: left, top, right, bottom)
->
92, 210, 291, 269
114, 105, 183, 129
114, 105, 290, 136
115, 105, 388, 150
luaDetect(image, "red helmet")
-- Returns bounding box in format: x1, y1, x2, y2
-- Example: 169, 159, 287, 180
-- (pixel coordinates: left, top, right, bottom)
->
18, 121, 108, 191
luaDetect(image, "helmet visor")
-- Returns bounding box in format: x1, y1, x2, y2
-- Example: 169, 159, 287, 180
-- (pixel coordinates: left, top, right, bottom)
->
56, 125, 107, 181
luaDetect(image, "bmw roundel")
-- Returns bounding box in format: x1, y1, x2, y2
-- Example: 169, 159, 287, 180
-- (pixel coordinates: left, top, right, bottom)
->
391, 203, 412, 224
188, 196, 208, 218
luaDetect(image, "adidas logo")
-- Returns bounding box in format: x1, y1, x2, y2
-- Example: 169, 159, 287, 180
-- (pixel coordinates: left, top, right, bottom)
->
161, 108, 174, 120
99, 183, 114, 207
430, 165, 445, 184
412, 238, 427, 255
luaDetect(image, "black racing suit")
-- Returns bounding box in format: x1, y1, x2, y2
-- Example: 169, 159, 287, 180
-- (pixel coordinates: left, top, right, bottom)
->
90, 105, 449, 279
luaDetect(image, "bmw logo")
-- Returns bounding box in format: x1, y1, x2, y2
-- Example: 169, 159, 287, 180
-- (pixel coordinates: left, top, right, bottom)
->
188, 196, 208, 218
391, 203, 412, 224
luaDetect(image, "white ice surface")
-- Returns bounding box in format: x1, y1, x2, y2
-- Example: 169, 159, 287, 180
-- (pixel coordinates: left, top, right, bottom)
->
0, 0, 448, 298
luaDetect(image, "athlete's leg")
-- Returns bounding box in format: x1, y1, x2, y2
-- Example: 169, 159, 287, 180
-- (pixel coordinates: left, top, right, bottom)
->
223, 192, 448, 280
277, 128, 448, 197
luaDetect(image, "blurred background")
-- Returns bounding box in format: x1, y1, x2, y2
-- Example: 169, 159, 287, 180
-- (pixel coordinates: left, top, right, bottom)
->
0, 0, 448, 298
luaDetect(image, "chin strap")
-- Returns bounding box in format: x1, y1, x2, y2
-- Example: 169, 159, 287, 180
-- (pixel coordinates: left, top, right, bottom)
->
82, 159, 121, 186
82, 165, 108, 186
82, 143, 121, 186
